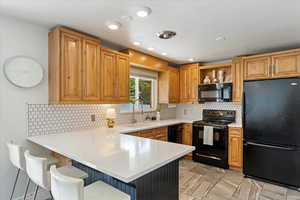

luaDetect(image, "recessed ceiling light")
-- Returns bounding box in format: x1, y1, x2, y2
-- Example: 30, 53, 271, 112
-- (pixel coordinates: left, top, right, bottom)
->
136, 7, 152, 18
157, 31, 177, 39
216, 36, 226, 41
106, 21, 121, 30
148, 47, 154, 51
162, 52, 167, 56
133, 41, 141, 46
189, 58, 195, 62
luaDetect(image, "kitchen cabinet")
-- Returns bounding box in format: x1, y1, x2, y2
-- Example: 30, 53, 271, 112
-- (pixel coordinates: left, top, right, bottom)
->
180, 64, 199, 104
182, 123, 193, 157
271, 52, 300, 78
82, 39, 101, 101
232, 58, 243, 104
228, 127, 243, 171
121, 49, 169, 72
128, 127, 168, 141
100, 48, 130, 104
244, 56, 270, 80
244, 49, 300, 81
49, 27, 129, 104
158, 67, 180, 104
49, 27, 101, 104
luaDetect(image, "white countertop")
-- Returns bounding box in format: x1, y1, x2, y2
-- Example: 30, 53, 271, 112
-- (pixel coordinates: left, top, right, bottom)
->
115, 119, 199, 134
27, 122, 195, 183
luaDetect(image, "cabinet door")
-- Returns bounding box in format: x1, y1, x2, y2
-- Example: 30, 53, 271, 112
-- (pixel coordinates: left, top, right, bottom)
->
182, 124, 193, 156
100, 49, 116, 102
229, 128, 243, 171
244, 56, 271, 80
82, 39, 101, 101
179, 66, 191, 103
232, 58, 243, 104
189, 65, 199, 103
116, 55, 130, 103
169, 69, 180, 104
60, 32, 82, 101
271, 52, 300, 78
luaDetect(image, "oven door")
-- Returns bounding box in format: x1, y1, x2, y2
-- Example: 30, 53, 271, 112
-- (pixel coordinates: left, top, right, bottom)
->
192, 125, 229, 168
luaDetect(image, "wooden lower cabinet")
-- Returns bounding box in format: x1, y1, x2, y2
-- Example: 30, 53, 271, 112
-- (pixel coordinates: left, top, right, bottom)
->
129, 127, 168, 142
182, 123, 193, 157
228, 127, 243, 171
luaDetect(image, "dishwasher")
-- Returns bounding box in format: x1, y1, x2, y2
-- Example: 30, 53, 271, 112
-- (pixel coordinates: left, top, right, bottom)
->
168, 125, 182, 144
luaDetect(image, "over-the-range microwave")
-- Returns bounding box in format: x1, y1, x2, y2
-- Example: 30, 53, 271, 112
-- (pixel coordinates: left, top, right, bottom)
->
198, 83, 232, 102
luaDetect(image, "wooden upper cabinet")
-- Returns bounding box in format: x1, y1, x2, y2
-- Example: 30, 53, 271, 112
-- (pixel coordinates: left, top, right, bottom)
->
190, 65, 199, 102
116, 55, 130, 103
232, 58, 243, 104
100, 49, 116, 102
271, 52, 300, 78
244, 56, 270, 80
49, 27, 101, 104
180, 64, 199, 104
243, 49, 300, 81
100, 48, 130, 103
158, 68, 180, 104
169, 69, 180, 104
60, 32, 83, 101
82, 39, 101, 101
179, 66, 191, 103
228, 127, 243, 171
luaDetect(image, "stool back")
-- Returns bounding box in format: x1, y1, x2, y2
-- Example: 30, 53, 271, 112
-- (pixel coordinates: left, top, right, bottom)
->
50, 165, 84, 200
7, 141, 26, 170
24, 150, 51, 191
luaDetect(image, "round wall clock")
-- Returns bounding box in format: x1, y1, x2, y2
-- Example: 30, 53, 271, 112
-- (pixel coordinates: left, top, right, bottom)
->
3, 56, 44, 88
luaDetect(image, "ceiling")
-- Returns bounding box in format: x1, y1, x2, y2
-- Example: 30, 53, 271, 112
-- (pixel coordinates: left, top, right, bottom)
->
1, 0, 300, 64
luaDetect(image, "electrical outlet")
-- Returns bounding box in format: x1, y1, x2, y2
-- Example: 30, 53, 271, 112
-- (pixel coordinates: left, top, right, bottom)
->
91, 114, 96, 122
183, 109, 188, 115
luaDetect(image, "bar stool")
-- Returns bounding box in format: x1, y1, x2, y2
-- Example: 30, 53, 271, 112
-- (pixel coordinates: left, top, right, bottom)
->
7, 141, 59, 200
24, 150, 88, 200
50, 165, 130, 200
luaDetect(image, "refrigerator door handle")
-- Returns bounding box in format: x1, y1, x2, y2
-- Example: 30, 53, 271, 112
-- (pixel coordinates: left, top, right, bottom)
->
245, 142, 296, 151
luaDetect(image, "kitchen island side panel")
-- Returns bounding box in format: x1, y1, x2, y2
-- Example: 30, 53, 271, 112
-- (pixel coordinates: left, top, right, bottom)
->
72, 159, 179, 200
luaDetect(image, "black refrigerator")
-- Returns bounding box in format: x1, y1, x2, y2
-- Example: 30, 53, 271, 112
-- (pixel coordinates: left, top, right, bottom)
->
244, 78, 300, 189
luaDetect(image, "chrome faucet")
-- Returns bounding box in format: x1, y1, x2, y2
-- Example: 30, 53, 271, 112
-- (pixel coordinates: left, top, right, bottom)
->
131, 96, 145, 124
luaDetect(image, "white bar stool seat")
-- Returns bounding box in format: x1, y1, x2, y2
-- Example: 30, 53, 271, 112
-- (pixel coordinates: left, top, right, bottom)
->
50, 165, 130, 200
84, 181, 130, 200
57, 165, 89, 179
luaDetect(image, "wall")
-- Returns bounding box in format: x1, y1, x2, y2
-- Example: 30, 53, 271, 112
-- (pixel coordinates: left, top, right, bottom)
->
0, 16, 49, 199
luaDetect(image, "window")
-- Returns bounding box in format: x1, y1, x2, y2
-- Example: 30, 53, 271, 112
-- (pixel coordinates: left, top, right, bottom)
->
120, 75, 157, 113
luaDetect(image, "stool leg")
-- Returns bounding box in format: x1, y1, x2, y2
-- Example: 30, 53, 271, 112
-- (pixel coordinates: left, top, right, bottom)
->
33, 185, 39, 200
9, 168, 20, 200
50, 192, 54, 200
23, 177, 30, 200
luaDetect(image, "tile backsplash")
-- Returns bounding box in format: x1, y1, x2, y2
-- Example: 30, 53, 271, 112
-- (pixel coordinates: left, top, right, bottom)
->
176, 103, 242, 124
27, 104, 176, 136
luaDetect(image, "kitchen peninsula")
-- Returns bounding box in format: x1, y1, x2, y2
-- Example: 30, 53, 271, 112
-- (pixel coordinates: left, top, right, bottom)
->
28, 125, 195, 200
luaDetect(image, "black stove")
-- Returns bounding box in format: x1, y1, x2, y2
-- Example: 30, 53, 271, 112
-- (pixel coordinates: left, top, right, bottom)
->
192, 110, 236, 169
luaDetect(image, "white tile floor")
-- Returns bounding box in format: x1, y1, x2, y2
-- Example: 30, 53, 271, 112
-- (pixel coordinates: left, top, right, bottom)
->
179, 159, 300, 200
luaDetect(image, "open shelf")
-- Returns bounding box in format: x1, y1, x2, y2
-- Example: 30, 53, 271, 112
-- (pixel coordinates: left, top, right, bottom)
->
199, 63, 232, 85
